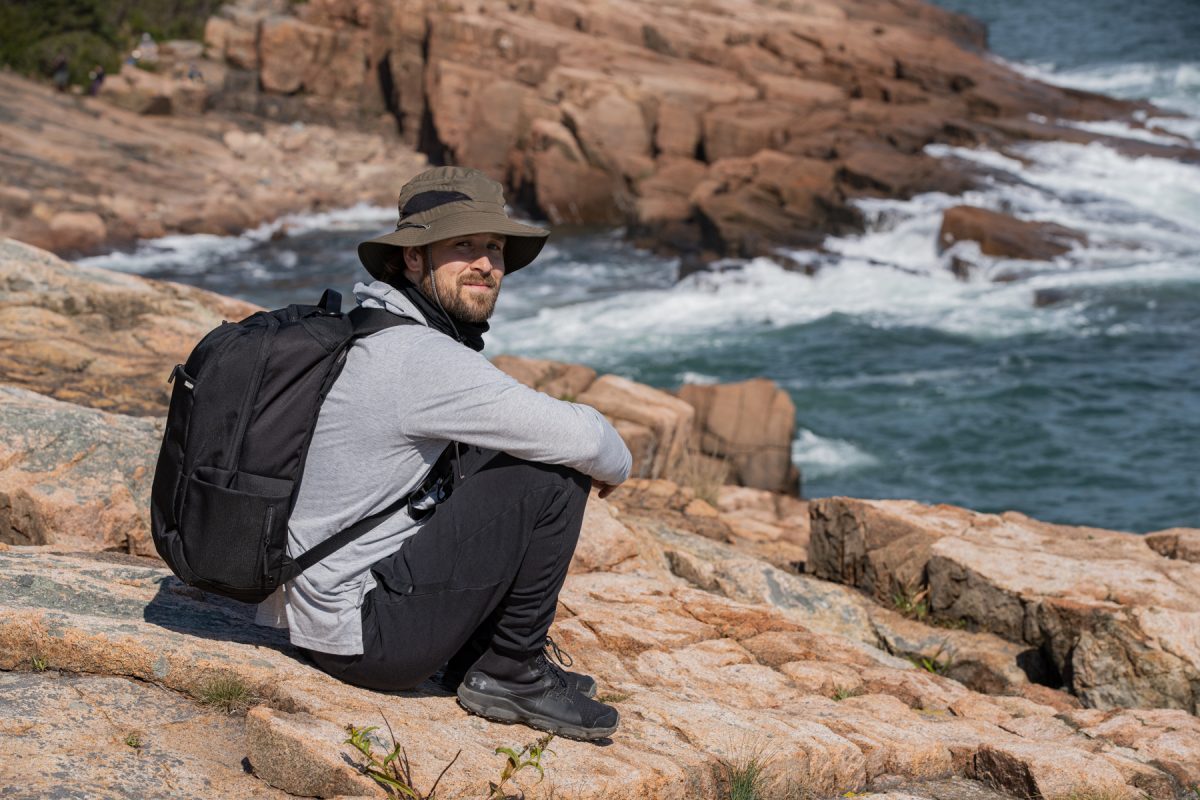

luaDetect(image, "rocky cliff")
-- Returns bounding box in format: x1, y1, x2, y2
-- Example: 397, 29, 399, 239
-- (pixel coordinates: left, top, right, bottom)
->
1, 241, 1198, 799
197, 0, 1197, 264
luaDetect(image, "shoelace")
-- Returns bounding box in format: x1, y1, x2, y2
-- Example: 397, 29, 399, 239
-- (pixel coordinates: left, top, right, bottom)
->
535, 652, 574, 699
544, 635, 574, 669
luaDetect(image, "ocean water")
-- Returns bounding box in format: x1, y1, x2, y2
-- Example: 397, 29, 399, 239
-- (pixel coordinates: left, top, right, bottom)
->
78, 5, 1200, 532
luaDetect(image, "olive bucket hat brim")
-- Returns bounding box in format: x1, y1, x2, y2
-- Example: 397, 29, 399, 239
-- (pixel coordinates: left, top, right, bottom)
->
358, 167, 549, 281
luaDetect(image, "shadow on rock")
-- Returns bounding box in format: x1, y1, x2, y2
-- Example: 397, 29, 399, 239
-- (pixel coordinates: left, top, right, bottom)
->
143, 576, 298, 654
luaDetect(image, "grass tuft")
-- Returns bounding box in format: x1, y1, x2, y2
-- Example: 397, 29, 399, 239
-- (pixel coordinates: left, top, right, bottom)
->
910, 642, 955, 676
891, 581, 929, 621
726, 758, 767, 800
196, 675, 256, 714
676, 447, 730, 506
30, 655, 48, 672
831, 686, 864, 701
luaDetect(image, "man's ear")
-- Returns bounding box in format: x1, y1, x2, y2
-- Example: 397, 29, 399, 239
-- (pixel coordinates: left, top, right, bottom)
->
401, 246, 424, 283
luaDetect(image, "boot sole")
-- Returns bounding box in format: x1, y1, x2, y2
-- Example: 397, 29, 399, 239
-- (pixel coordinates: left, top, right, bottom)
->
456, 685, 618, 741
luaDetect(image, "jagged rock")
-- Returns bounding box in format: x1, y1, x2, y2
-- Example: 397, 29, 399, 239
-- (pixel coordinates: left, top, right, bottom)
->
808, 497, 1200, 713
678, 378, 799, 493
866, 606, 1051, 697
0, 387, 159, 555
577, 375, 695, 480
0, 239, 257, 416
938, 206, 1088, 261
1144, 527, 1200, 563
4, 537, 1196, 799
194, 0, 1175, 261
492, 354, 597, 400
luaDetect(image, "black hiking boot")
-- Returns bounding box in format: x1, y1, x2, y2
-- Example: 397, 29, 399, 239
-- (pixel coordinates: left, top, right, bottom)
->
456, 651, 618, 741
432, 636, 597, 698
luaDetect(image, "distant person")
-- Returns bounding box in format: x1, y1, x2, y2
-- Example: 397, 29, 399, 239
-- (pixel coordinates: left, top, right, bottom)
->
186, 62, 203, 83
255, 167, 631, 740
50, 54, 69, 92
87, 65, 105, 96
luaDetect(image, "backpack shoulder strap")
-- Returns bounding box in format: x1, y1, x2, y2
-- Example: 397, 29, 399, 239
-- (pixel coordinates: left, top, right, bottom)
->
347, 305, 421, 336
283, 305, 422, 578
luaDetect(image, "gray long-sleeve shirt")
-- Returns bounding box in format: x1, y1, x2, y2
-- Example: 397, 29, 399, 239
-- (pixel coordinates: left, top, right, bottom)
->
255, 281, 632, 654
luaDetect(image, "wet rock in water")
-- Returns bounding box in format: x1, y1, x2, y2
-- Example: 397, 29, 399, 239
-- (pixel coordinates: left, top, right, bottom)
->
808, 497, 1200, 713
938, 206, 1088, 262
1033, 288, 1072, 307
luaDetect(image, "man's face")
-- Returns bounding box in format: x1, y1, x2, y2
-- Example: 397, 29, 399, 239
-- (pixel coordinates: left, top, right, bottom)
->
404, 233, 506, 323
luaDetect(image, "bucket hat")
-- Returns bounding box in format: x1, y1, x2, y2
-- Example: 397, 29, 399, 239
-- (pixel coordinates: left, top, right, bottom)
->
358, 166, 549, 280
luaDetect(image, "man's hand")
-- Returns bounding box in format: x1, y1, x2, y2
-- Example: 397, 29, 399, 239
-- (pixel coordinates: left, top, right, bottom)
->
595, 481, 619, 499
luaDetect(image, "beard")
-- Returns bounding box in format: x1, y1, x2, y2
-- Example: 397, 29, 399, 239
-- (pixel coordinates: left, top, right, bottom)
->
420, 268, 501, 324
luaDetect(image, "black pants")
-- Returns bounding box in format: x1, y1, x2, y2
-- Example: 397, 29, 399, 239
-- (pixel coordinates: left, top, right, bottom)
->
306, 447, 590, 691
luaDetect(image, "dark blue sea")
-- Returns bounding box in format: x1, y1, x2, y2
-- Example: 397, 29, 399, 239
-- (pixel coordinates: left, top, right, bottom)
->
80, 0, 1200, 532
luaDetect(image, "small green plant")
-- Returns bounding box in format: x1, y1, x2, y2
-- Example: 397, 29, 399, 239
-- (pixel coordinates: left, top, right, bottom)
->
30, 655, 48, 672
891, 581, 929, 621
911, 642, 954, 676
197, 675, 255, 714
124, 731, 143, 749
596, 691, 631, 704
345, 720, 460, 799
930, 616, 968, 630
488, 733, 555, 800
831, 686, 864, 701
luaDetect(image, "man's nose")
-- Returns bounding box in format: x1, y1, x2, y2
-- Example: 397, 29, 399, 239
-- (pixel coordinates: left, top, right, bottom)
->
470, 253, 502, 273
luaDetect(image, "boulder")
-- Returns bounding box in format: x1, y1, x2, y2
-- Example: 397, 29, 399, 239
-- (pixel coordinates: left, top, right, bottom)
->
691, 150, 851, 255
678, 378, 799, 493
46, 211, 108, 254
0, 386, 159, 555
938, 206, 1088, 261
0, 239, 258, 416
808, 497, 1200, 713
492, 354, 597, 401
576, 375, 695, 479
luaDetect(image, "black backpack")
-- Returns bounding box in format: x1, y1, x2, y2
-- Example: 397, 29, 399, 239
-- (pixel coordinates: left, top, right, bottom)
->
150, 290, 419, 603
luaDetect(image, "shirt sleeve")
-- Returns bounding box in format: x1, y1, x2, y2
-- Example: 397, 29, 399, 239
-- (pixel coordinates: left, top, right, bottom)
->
389, 330, 632, 485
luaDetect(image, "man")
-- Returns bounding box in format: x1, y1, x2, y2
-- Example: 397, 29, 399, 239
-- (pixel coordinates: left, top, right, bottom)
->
255, 167, 631, 741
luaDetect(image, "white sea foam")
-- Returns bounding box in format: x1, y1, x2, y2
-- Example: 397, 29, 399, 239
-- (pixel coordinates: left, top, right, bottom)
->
78, 203, 393, 275
1008, 59, 1200, 117
492, 132, 1200, 360
792, 429, 879, 480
